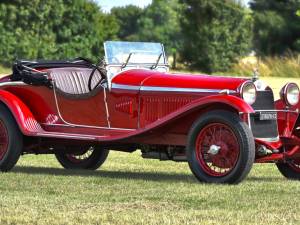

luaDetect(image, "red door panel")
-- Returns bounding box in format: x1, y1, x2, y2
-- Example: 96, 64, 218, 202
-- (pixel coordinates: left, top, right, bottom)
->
55, 90, 108, 127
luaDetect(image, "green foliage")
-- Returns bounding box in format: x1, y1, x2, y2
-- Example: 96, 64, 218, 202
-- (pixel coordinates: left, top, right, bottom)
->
137, 0, 182, 59
0, 64, 11, 74
111, 5, 143, 41
111, 0, 183, 68
251, 0, 300, 55
180, 0, 253, 73
0, 0, 118, 66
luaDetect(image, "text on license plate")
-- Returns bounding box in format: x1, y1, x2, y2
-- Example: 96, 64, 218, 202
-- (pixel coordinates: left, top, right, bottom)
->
259, 112, 277, 120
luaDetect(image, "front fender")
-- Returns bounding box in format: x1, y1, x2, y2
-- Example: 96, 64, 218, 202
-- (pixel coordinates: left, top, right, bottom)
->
126, 95, 253, 145
275, 99, 299, 136
187, 94, 254, 114
0, 90, 42, 135
140, 94, 254, 132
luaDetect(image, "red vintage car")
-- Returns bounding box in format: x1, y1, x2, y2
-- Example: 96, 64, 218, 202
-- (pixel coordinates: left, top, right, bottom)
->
0, 41, 299, 184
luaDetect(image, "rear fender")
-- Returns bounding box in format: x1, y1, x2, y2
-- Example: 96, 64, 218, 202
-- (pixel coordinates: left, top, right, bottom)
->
0, 90, 42, 135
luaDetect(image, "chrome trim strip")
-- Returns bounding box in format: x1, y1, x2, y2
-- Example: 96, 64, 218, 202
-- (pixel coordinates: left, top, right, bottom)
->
111, 83, 237, 94
37, 133, 99, 140
240, 110, 299, 114
0, 81, 27, 86
41, 123, 135, 131
140, 86, 237, 93
52, 83, 135, 131
255, 109, 299, 113
248, 113, 251, 130
103, 88, 111, 128
111, 83, 140, 91
256, 136, 280, 142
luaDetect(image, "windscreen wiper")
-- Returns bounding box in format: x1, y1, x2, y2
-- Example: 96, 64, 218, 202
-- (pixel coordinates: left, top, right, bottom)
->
150, 53, 163, 70
121, 53, 133, 69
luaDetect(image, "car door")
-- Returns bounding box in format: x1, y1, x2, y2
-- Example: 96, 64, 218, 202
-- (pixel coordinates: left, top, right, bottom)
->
49, 67, 108, 127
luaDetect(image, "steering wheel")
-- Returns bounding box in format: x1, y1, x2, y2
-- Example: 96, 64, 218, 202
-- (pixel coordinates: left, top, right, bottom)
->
88, 60, 107, 91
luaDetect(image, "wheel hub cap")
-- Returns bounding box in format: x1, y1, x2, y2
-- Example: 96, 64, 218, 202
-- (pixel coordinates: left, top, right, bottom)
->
208, 145, 221, 155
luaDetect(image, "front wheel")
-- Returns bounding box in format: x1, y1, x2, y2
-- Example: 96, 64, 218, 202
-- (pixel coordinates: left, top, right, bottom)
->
276, 160, 300, 180
187, 110, 255, 184
55, 146, 109, 170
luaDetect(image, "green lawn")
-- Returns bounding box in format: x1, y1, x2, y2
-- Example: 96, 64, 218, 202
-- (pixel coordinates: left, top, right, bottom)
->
0, 151, 299, 225
0, 65, 11, 75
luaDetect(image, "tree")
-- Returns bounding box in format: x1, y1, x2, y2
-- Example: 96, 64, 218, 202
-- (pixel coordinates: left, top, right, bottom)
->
53, 0, 119, 61
137, 0, 183, 68
250, 0, 300, 55
180, 0, 253, 73
111, 5, 143, 41
0, 0, 64, 65
0, 0, 118, 66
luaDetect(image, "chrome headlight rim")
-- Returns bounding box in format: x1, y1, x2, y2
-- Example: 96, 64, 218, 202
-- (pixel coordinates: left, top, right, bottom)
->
240, 81, 257, 105
281, 82, 300, 106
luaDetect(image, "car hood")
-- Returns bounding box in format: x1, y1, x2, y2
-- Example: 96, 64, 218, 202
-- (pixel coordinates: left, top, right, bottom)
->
112, 69, 248, 92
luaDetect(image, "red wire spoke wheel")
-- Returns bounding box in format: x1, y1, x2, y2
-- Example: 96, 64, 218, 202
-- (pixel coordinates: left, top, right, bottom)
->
288, 159, 300, 173
187, 110, 255, 184
55, 146, 109, 170
0, 120, 9, 161
195, 123, 240, 177
277, 158, 300, 180
66, 147, 94, 164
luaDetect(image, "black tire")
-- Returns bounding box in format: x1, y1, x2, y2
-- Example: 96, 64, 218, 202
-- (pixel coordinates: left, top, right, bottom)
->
276, 161, 300, 180
55, 146, 109, 170
187, 110, 255, 184
0, 104, 23, 172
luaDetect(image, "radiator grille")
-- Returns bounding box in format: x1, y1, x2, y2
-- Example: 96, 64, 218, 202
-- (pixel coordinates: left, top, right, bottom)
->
143, 96, 193, 123
250, 90, 278, 139
251, 90, 275, 110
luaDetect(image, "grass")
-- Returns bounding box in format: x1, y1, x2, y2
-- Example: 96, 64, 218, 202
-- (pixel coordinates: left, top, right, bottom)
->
0, 70, 300, 224
261, 77, 300, 100
175, 56, 300, 78
230, 55, 300, 78
1, 152, 300, 225
0, 65, 11, 75
0, 152, 300, 225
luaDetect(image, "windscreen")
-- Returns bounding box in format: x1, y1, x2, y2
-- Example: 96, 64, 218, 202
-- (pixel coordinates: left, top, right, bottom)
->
104, 41, 166, 65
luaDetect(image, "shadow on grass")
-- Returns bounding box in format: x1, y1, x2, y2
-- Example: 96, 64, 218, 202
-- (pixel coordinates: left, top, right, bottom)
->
12, 166, 198, 183
247, 176, 284, 182
11, 166, 284, 184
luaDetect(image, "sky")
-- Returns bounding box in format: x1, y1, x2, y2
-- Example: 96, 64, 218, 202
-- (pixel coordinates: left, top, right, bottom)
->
97, 0, 252, 12
97, 0, 152, 12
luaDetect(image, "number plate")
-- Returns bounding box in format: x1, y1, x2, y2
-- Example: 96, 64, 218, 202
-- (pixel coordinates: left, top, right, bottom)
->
259, 112, 277, 120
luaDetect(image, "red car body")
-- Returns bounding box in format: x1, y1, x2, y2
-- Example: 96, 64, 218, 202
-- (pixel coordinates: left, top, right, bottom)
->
0, 41, 299, 184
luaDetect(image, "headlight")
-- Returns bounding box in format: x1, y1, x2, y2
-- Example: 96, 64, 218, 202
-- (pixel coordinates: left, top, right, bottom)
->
280, 83, 300, 106
240, 82, 256, 105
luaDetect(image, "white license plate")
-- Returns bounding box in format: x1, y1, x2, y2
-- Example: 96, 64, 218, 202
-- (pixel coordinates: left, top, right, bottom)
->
259, 112, 277, 120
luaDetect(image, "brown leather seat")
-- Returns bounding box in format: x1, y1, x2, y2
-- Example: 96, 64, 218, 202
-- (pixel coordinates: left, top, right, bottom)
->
48, 67, 103, 94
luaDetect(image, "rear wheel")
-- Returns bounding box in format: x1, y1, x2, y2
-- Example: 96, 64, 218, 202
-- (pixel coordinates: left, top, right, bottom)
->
187, 110, 255, 184
0, 105, 23, 172
55, 146, 109, 170
276, 160, 300, 180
